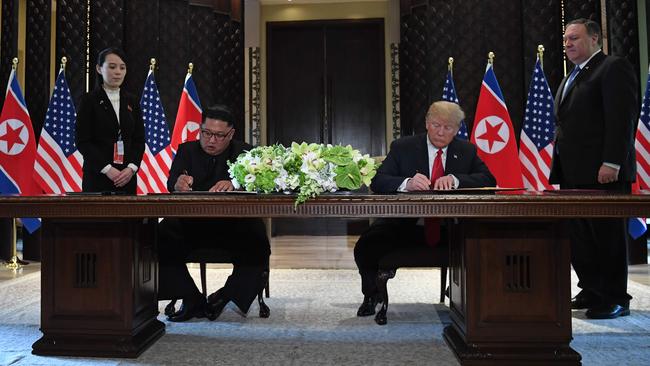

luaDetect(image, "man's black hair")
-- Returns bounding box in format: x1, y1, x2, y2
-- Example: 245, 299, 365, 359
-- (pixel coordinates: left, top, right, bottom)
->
202, 104, 234, 127
567, 18, 602, 46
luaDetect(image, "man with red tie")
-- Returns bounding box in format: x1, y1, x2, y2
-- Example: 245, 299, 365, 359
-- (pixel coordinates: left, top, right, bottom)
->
354, 101, 496, 317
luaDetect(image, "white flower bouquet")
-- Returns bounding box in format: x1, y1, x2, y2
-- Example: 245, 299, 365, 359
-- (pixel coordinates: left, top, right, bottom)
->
228, 142, 379, 205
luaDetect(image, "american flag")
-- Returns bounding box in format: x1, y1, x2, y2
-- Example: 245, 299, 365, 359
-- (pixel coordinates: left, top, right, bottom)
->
34, 68, 83, 193
136, 69, 172, 194
630, 65, 650, 238
441, 70, 468, 140
518, 57, 556, 191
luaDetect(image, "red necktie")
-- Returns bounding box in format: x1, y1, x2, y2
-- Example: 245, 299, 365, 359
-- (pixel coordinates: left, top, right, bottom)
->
425, 150, 444, 247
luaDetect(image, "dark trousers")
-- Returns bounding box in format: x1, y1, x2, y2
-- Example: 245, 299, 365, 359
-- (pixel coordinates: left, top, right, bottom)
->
562, 181, 632, 306
158, 217, 270, 313
354, 218, 427, 296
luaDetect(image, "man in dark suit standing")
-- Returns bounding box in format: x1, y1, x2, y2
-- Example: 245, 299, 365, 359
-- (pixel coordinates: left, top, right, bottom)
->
354, 101, 496, 316
550, 18, 639, 319
158, 105, 270, 322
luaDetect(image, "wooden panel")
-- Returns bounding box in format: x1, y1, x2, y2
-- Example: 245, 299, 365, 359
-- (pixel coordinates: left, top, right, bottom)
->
34, 218, 163, 358
267, 23, 324, 145
469, 221, 569, 340
327, 20, 385, 156
445, 219, 578, 365
3, 193, 650, 219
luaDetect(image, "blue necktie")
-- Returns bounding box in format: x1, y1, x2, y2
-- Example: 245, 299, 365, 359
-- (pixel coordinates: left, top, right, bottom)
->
562, 66, 580, 100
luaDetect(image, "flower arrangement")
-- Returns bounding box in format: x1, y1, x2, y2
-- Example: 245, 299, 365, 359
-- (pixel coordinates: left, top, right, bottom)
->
228, 142, 379, 205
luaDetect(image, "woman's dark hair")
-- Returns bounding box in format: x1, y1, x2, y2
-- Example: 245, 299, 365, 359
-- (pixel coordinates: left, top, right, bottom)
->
95, 47, 127, 87
202, 104, 234, 127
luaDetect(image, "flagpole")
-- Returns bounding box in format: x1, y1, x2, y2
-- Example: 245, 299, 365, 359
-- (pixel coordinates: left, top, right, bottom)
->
4, 218, 23, 270
188, 62, 193, 75
4, 58, 28, 270
150, 58, 156, 72
488, 52, 495, 66
538, 45, 545, 68
448, 57, 454, 75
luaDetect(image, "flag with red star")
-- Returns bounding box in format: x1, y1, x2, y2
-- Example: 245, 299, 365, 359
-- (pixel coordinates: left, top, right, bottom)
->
0, 68, 41, 232
170, 72, 202, 153
470, 63, 523, 188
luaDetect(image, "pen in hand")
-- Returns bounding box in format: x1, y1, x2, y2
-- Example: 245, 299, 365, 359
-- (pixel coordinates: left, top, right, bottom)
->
182, 169, 193, 190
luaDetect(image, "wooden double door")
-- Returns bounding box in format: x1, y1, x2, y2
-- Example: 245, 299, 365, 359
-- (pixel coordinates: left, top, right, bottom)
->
267, 19, 386, 235
267, 19, 386, 156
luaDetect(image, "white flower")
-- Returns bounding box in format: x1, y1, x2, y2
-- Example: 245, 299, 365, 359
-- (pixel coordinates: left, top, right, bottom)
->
228, 143, 379, 205
231, 177, 241, 189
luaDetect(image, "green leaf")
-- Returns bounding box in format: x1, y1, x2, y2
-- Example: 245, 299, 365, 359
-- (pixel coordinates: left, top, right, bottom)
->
334, 163, 362, 190
322, 145, 353, 165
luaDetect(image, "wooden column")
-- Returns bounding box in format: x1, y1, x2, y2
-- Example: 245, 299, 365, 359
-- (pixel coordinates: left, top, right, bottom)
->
444, 219, 581, 365
32, 218, 164, 358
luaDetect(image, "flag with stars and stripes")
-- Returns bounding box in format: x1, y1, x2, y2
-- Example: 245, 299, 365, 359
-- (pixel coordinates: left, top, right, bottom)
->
630, 65, 650, 239
136, 69, 172, 194
518, 57, 556, 191
0, 67, 40, 232
34, 68, 83, 194
441, 70, 468, 140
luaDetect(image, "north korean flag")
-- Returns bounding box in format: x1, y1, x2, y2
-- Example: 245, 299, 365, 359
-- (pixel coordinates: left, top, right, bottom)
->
0, 68, 41, 232
471, 63, 524, 188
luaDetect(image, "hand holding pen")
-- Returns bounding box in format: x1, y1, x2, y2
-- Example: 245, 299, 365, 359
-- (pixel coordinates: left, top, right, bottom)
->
174, 169, 194, 191
405, 170, 432, 191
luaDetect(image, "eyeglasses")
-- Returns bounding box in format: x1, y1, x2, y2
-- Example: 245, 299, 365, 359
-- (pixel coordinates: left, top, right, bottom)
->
200, 128, 233, 140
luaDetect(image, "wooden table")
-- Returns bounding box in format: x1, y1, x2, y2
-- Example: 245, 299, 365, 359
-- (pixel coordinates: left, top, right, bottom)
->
1, 192, 649, 363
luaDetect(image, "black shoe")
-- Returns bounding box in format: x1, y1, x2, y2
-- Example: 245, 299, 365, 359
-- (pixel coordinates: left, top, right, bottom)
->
206, 288, 230, 321
167, 296, 207, 322
357, 295, 379, 317
164, 299, 178, 317
585, 304, 630, 319
571, 291, 601, 310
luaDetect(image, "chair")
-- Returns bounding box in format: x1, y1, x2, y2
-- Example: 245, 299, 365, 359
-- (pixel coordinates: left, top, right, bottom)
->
164, 247, 270, 319
373, 224, 452, 325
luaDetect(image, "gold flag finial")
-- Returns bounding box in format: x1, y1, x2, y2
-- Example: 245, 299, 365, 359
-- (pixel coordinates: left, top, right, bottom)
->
150, 58, 156, 71
12, 58, 18, 70
448, 57, 454, 73
488, 52, 495, 65
60, 57, 67, 71
188, 63, 194, 74
537, 44, 545, 68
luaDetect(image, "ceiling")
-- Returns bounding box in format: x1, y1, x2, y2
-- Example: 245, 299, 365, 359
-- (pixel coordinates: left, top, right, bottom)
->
260, 0, 386, 5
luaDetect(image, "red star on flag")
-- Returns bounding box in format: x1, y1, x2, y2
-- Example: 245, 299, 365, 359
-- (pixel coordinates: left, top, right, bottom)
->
475, 119, 505, 152
0, 121, 25, 153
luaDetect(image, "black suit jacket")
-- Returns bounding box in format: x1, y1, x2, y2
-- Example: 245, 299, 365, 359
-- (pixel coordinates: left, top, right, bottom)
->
370, 134, 496, 193
75, 87, 145, 193
168, 139, 252, 192
550, 52, 638, 185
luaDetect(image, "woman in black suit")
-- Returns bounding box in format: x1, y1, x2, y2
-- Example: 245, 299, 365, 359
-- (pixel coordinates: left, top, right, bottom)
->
75, 47, 145, 193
